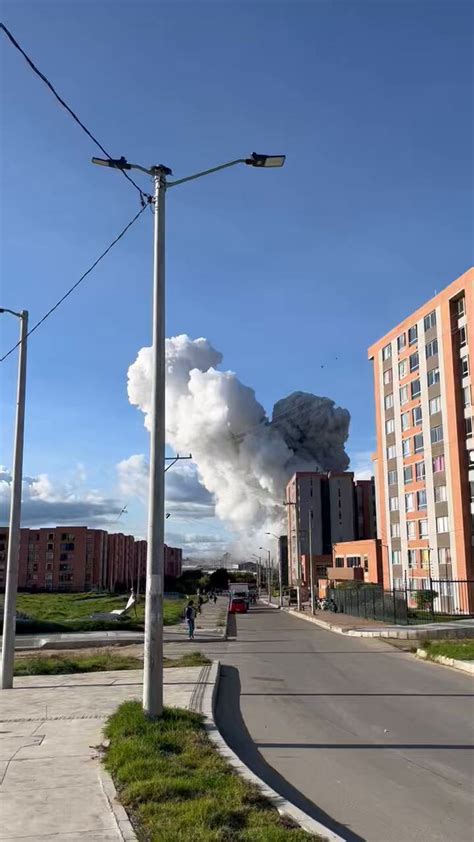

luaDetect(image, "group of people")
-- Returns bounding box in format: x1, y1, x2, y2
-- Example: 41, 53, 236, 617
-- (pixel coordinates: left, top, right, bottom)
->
184, 591, 218, 639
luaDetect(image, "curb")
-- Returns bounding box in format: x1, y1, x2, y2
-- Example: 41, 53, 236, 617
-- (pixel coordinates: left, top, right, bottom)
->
259, 598, 280, 609
282, 608, 474, 640
192, 660, 345, 842
416, 648, 474, 674
99, 762, 138, 841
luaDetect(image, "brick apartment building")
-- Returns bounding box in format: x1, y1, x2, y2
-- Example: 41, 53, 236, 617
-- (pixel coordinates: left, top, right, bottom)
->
286, 471, 376, 587
368, 267, 473, 591
0, 527, 182, 593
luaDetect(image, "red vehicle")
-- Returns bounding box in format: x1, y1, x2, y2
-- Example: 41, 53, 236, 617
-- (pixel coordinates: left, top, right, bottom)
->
229, 597, 248, 614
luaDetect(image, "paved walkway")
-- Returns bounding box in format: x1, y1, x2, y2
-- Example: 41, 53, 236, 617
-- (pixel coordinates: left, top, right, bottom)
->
0, 666, 211, 840
8, 596, 228, 651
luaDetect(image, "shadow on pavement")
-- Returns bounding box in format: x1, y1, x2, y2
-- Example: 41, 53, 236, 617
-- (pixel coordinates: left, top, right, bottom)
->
215, 664, 366, 842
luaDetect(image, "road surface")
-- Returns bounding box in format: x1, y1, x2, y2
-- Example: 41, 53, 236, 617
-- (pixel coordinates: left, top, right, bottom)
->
213, 605, 473, 842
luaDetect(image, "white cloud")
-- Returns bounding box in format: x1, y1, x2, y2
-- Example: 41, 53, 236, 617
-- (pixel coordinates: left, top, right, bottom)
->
0, 466, 122, 527
117, 454, 215, 519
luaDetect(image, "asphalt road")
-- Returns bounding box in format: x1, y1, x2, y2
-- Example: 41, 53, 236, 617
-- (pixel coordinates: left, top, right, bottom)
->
212, 605, 474, 842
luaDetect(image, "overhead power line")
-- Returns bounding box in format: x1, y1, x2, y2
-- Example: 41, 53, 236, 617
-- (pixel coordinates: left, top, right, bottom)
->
0, 22, 151, 205
0, 204, 147, 363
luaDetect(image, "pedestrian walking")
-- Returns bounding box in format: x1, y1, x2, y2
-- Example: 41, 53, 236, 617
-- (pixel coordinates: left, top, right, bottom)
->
197, 594, 204, 614
185, 600, 197, 639
213, 593, 217, 604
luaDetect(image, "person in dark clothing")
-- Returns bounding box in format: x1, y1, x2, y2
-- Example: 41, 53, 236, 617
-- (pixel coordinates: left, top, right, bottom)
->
213, 593, 217, 604
185, 600, 196, 639
197, 595, 204, 614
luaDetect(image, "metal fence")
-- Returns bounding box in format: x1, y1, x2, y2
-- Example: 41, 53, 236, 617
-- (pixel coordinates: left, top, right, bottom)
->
328, 579, 474, 625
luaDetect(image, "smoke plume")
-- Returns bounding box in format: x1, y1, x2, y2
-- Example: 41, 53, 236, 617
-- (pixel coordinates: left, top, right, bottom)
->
127, 335, 350, 546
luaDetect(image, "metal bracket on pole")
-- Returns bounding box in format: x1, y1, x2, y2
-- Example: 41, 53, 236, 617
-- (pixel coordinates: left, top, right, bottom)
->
164, 453, 193, 473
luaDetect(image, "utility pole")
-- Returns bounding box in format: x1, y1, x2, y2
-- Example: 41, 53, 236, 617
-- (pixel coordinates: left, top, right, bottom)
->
266, 531, 283, 607
1, 309, 28, 690
308, 508, 315, 614
92, 152, 285, 717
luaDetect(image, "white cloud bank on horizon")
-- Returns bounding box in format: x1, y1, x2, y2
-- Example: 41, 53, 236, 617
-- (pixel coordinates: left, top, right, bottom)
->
0, 467, 122, 527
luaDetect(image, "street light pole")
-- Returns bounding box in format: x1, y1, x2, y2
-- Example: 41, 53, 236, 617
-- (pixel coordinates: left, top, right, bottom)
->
308, 509, 315, 615
266, 532, 283, 607
259, 546, 271, 602
1, 309, 28, 690
141, 167, 168, 717
92, 151, 285, 717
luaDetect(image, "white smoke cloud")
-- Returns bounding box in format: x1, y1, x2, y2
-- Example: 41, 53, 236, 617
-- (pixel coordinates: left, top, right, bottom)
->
127, 335, 350, 549
117, 454, 215, 519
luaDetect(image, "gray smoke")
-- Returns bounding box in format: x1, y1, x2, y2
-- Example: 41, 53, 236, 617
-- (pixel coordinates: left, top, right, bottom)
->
127, 335, 350, 546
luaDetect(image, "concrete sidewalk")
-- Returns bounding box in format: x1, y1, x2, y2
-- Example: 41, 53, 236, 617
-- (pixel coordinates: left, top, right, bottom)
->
285, 607, 474, 639
0, 666, 211, 840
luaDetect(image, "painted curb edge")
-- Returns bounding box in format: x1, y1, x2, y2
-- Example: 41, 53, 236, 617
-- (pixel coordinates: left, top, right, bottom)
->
99, 762, 138, 841
193, 660, 346, 842
416, 648, 474, 674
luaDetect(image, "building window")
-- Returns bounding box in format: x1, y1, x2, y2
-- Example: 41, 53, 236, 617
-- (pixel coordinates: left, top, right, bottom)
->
431, 424, 443, 444
408, 549, 417, 568
385, 393, 394, 410
383, 368, 392, 385
405, 493, 415, 512
391, 522, 400, 538
388, 470, 398, 485
429, 396, 441, 415
417, 489, 427, 510
466, 417, 473, 438
455, 296, 465, 318
432, 454, 445, 473
425, 338, 438, 359
459, 325, 467, 347
401, 411, 410, 431
48, 533, 54, 540
436, 516, 449, 533
398, 359, 407, 379
410, 352, 419, 372
420, 549, 430, 569
397, 333, 407, 352
389, 496, 399, 512
414, 433, 424, 453
382, 343, 392, 361
408, 325, 418, 345
404, 466, 413, 484
411, 379, 421, 399
335, 558, 344, 568
407, 520, 417, 539
424, 310, 436, 331
437, 547, 451, 565
386, 418, 395, 435
415, 461, 425, 481
402, 439, 411, 457
412, 406, 422, 426
347, 557, 361, 568
463, 386, 471, 407
435, 485, 447, 503
427, 367, 440, 387
460, 357, 469, 378
387, 444, 396, 459
400, 385, 409, 406
391, 550, 401, 565
419, 519, 429, 538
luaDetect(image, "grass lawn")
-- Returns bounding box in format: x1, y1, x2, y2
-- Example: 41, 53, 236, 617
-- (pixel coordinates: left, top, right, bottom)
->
7, 592, 186, 634
104, 702, 316, 842
422, 639, 474, 661
14, 650, 210, 676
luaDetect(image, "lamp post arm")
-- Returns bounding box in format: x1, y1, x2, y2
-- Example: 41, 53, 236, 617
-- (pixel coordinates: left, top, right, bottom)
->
167, 159, 246, 189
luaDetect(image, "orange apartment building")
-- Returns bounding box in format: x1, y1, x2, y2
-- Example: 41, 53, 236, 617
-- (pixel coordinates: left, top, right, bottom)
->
368, 268, 473, 594
0, 527, 182, 592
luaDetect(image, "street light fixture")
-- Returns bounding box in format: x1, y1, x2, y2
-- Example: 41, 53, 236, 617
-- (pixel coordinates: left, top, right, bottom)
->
0, 308, 28, 690
92, 152, 285, 718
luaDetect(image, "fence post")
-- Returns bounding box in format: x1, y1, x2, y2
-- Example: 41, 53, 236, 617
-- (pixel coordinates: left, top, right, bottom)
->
356, 587, 360, 617
381, 587, 385, 622
429, 572, 435, 622
404, 575, 408, 625
393, 584, 397, 624
372, 587, 376, 620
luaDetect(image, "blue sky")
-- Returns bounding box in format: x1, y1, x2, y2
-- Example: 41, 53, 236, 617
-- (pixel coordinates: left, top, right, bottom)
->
1, 0, 472, 555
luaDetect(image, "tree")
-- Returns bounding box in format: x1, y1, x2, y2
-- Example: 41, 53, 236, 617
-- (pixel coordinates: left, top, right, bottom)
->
209, 568, 229, 591
415, 589, 438, 611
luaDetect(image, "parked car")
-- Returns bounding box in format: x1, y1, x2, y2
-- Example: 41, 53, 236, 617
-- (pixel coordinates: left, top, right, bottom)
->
229, 597, 248, 614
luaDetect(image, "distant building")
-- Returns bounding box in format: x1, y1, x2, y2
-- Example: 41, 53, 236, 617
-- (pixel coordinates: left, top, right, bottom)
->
287, 471, 372, 587
354, 479, 377, 539
0, 526, 182, 593
368, 268, 473, 590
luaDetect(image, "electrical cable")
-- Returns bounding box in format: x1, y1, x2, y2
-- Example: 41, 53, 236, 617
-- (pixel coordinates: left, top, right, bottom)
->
0, 204, 147, 362
0, 23, 151, 205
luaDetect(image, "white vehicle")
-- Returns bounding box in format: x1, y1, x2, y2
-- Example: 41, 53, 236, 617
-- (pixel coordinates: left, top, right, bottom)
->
229, 582, 250, 606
